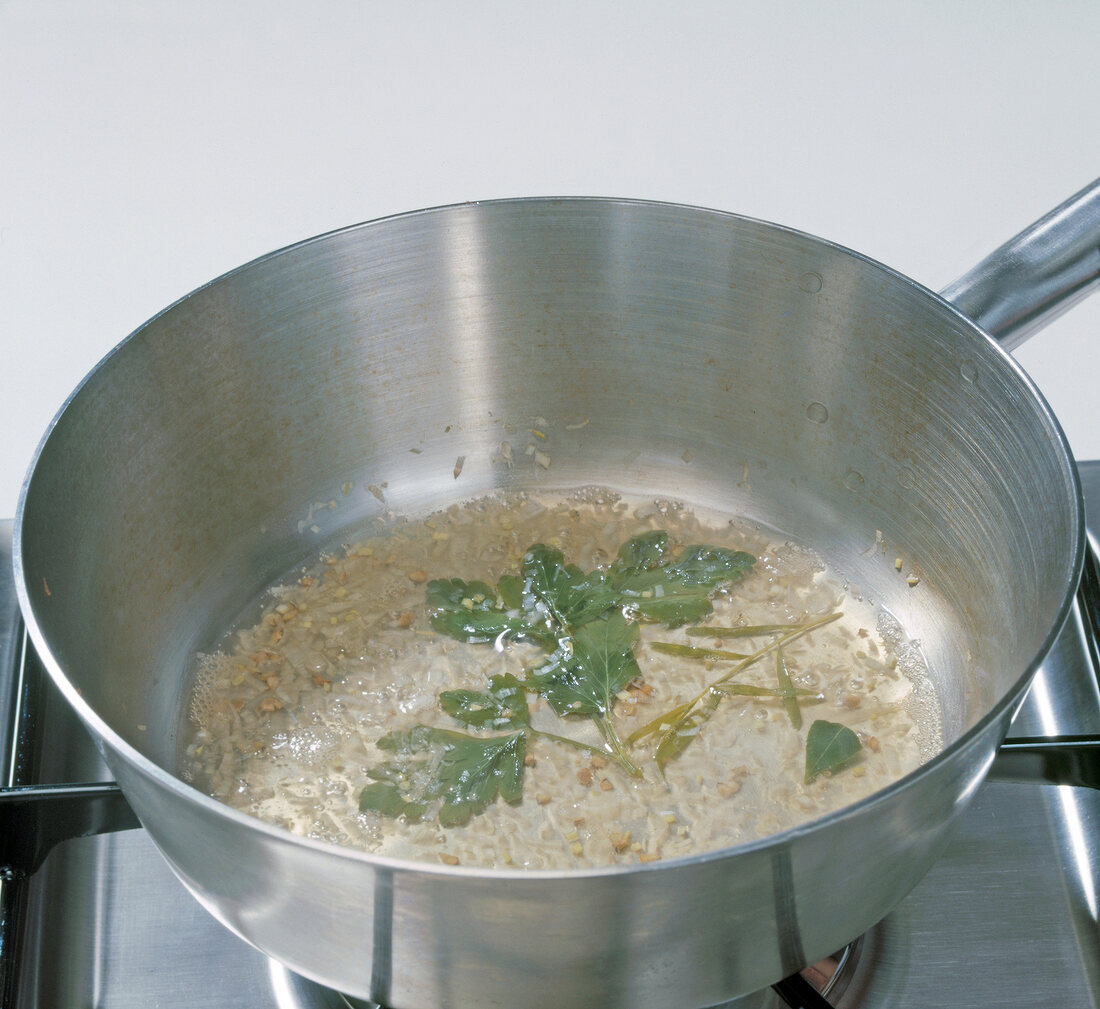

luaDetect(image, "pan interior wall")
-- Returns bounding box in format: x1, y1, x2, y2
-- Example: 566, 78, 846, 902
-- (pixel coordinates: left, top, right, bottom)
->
17, 199, 1077, 768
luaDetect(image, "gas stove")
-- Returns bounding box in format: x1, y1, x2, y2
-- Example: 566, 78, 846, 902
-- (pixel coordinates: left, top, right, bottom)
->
2, 467, 1099, 1009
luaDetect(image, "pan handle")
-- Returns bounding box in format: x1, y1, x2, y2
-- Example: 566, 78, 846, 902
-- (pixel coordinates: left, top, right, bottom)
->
940, 177, 1100, 351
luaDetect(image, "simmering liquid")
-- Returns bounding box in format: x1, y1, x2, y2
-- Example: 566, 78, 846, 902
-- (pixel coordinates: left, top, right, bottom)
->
183, 489, 941, 869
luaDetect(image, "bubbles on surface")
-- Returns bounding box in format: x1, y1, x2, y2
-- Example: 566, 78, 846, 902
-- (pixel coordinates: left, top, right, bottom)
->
877, 611, 943, 764
286, 725, 340, 769
188, 654, 221, 730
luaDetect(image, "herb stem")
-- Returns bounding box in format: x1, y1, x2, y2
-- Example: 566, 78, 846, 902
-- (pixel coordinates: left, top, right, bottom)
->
649, 641, 752, 661
628, 610, 842, 749
594, 716, 644, 778
776, 645, 802, 730
528, 725, 643, 778
701, 611, 842, 693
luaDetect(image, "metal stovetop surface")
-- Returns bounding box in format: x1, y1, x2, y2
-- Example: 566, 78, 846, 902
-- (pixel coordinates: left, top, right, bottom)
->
3, 467, 1100, 1009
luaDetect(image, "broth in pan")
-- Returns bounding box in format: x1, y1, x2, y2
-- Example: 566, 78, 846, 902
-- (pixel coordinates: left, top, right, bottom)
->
183, 489, 941, 869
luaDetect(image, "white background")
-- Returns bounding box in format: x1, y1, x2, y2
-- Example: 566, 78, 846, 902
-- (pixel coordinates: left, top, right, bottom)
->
2, 0, 1098, 518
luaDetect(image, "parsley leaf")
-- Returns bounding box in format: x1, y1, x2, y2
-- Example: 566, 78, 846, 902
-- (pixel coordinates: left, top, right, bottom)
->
425, 578, 533, 643
623, 584, 727, 627
439, 673, 530, 730
359, 726, 527, 827
663, 545, 755, 587
530, 610, 641, 719
357, 781, 426, 821
529, 610, 643, 776
609, 530, 670, 576
520, 544, 620, 631
612, 541, 755, 627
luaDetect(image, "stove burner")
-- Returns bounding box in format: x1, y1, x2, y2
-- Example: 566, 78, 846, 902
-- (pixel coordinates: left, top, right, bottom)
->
771, 943, 858, 1008
800, 942, 857, 999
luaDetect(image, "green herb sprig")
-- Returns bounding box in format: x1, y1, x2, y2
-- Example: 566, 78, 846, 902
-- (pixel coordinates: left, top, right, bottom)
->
359, 725, 527, 827
425, 533, 753, 778
358, 673, 623, 825
359, 531, 754, 826
628, 612, 842, 772
359, 529, 864, 832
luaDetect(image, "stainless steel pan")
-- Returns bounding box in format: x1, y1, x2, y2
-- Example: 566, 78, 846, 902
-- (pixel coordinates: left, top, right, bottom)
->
13, 183, 1100, 1007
